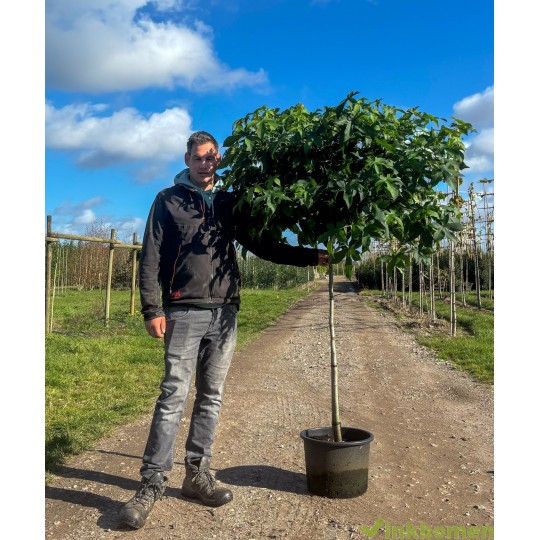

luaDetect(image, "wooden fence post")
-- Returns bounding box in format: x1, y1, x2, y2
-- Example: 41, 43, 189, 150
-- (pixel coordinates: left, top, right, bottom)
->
45, 215, 53, 333
130, 232, 138, 316
105, 229, 116, 325
44, 223, 143, 332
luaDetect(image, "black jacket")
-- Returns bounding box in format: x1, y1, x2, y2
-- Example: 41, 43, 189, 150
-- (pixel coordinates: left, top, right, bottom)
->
139, 183, 319, 320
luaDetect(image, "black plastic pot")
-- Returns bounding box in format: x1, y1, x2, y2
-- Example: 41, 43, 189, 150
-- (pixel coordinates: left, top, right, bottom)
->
300, 426, 374, 498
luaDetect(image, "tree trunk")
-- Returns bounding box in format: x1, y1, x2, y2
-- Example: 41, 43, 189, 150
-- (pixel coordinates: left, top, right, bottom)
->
468, 187, 482, 309
328, 260, 342, 442
436, 252, 443, 300
482, 181, 493, 301
429, 257, 436, 323
465, 249, 469, 300
449, 240, 457, 336
408, 253, 413, 311
393, 266, 398, 304
460, 248, 466, 306
473, 237, 482, 309
387, 264, 391, 299
419, 262, 424, 317
402, 268, 406, 309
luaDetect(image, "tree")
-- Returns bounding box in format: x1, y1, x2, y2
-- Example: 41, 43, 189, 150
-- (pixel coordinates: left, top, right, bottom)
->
221, 92, 472, 441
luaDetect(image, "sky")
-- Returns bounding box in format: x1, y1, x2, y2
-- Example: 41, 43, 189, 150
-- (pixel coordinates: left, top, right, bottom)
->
43, 0, 495, 241
4, 2, 538, 536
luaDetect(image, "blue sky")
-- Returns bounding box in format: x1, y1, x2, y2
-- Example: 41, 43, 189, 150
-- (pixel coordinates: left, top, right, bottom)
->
44, 0, 494, 241
4, 3, 540, 534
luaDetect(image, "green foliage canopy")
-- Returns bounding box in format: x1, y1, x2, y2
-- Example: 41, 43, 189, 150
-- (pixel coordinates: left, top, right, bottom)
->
221, 92, 473, 275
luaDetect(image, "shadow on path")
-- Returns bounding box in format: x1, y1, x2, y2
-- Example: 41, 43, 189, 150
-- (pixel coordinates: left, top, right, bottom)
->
216, 465, 308, 495
45, 480, 124, 531
45, 466, 202, 531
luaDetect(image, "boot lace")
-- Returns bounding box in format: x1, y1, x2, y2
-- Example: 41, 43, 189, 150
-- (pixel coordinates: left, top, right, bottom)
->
193, 469, 216, 491
133, 480, 164, 508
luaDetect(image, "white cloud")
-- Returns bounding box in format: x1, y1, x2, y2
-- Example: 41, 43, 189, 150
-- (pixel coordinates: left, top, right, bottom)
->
46, 0, 268, 93
463, 127, 494, 173
50, 197, 145, 238
74, 209, 97, 224
53, 197, 107, 215
116, 217, 146, 238
467, 127, 494, 157
463, 155, 493, 174
453, 86, 494, 130
453, 87, 494, 176
46, 102, 192, 168
52, 198, 104, 232
50, 197, 104, 234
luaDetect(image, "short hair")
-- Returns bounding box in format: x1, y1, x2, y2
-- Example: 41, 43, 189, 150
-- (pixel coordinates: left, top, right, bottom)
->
186, 131, 219, 154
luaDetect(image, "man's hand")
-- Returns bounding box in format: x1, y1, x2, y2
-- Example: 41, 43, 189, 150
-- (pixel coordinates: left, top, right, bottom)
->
317, 250, 330, 266
145, 316, 166, 338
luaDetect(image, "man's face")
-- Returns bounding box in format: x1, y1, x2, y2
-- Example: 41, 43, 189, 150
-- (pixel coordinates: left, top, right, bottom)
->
185, 142, 221, 190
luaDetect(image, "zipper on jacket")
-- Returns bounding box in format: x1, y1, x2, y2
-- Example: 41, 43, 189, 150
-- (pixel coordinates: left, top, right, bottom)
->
209, 199, 215, 300
195, 188, 214, 301
170, 243, 182, 294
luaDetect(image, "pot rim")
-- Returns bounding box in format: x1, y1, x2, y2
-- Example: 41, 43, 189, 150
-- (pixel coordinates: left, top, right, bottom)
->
300, 426, 374, 447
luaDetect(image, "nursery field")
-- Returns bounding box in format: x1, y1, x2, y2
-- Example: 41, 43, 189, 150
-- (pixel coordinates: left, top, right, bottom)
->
360, 290, 494, 384
45, 278, 493, 540
45, 286, 313, 472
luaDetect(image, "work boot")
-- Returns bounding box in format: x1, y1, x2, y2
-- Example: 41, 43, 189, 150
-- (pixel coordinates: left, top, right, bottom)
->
117, 472, 168, 529
181, 456, 233, 507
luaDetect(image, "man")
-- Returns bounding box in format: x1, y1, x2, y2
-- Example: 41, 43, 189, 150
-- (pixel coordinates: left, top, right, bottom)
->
118, 131, 328, 529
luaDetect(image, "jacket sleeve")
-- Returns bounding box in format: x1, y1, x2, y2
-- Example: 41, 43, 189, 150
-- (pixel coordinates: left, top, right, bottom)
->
139, 193, 166, 321
234, 207, 319, 267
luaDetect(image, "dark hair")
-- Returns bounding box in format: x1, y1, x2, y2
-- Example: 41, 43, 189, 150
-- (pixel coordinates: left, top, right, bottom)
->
186, 131, 219, 154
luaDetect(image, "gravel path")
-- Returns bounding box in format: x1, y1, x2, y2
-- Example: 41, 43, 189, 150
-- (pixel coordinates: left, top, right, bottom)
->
45, 277, 494, 539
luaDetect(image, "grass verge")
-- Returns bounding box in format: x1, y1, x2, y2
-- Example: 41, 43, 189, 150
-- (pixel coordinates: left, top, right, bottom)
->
45, 286, 314, 473
361, 290, 494, 385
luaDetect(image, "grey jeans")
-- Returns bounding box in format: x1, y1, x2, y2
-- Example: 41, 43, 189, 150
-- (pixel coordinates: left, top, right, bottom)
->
140, 304, 237, 478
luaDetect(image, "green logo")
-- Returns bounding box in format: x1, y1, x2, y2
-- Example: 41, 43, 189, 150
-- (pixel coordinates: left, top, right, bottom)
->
360, 519, 494, 539
362, 519, 386, 538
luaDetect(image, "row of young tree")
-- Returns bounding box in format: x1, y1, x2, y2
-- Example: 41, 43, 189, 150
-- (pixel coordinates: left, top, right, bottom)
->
48, 238, 137, 292
237, 254, 317, 289
47, 169, 492, 337
353, 243, 493, 338
48, 178, 493, 298
355, 247, 493, 297
355, 177, 493, 293
46, 220, 322, 294
47, 239, 320, 293
48, 238, 136, 292
352, 178, 493, 337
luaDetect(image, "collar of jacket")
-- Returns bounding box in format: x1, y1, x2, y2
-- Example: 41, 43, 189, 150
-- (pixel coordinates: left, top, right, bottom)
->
173, 168, 222, 190
173, 168, 222, 209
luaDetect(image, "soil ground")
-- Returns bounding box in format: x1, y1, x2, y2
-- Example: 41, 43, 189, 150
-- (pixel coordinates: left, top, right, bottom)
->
45, 277, 494, 539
